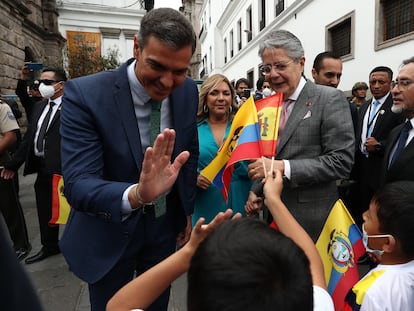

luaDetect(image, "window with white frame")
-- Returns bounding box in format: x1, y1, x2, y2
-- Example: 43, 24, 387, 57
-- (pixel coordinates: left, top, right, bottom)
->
230, 30, 234, 57
275, 0, 284, 17
237, 19, 242, 51
326, 11, 354, 60
224, 37, 227, 64
246, 6, 252, 42
376, 0, 414, 49
259, 0, 266, 30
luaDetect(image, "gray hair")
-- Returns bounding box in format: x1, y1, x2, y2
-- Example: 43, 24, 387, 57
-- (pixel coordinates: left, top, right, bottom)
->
138, 8, 197, 54
402, 56, 414, 66
258, 30, 304, 61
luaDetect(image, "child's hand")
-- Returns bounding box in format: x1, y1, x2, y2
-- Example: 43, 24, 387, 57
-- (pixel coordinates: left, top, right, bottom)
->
263, 169, 283, 202
186, 209, 240, 254
245, 191, 263, 216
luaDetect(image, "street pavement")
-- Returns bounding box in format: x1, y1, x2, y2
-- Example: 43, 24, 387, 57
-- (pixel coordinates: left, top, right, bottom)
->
17, 170, 187, 311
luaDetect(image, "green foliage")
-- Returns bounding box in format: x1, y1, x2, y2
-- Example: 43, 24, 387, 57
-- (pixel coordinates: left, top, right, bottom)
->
67, 41, 120, 78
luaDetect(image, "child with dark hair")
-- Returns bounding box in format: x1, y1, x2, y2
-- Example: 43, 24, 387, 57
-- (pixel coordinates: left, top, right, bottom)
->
107, 169, 334, 311
344, 181, 414, 310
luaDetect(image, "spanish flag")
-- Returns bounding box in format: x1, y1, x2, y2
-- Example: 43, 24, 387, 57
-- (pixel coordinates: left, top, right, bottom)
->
49, 174, 71, 225
255, 92, 283, 156
316, 200, 365, 310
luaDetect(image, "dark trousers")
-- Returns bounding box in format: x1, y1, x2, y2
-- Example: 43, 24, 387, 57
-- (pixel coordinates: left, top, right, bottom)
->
34, 168, 59, 250
88, 212, 176, 311
348, 152, 379, 227
0, 177, 30, 250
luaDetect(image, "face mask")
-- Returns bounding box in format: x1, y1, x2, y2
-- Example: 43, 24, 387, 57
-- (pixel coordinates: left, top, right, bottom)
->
362, 224, 393, 256
39, 83, 56, 99
262, 87, 272, 97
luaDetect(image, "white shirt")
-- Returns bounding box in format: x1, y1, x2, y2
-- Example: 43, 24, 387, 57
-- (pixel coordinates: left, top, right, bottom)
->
282, 77, 307, 179
359, 94, 389, 153
34, 97, 62, 157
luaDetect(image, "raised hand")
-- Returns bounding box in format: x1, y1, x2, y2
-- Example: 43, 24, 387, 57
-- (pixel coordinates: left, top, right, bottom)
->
136, 128, 189, 203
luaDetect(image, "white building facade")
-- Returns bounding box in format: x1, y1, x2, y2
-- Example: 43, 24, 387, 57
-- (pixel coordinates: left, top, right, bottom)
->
198, 0, 414, 93
57, 0, 146, 63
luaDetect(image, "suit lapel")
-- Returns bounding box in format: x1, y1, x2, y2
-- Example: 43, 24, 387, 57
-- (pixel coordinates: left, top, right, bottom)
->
30, 100, 48, 140
357, 101, 370, 138
387, 123, 413, 169
48, 103, 61, 131
371, 94, 392, 136
277, 81, 315, 154
114, 61, 144, 170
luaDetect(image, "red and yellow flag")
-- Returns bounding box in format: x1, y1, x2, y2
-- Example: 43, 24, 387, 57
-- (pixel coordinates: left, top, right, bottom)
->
255, 92, 283, 156
49, 174, 71, 225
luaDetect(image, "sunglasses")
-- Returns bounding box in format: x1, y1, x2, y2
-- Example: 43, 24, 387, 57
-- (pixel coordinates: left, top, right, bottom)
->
39, 79, 59, 85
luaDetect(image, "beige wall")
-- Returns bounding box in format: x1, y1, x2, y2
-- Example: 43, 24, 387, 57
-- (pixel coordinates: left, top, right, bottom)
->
0, 0, 65, 95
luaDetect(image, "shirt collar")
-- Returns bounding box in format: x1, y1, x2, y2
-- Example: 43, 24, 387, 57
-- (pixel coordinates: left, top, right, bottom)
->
289, 77, 307, 101
49, 96, 62, 106
127, 60, 151, 105
372, 92, 390, 106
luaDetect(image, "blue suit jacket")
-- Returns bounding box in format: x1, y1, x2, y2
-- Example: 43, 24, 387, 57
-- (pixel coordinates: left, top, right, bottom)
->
59, 59, 199, 283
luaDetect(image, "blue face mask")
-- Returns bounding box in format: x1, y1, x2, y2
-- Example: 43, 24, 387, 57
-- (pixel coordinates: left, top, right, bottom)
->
362, 224, 393, 256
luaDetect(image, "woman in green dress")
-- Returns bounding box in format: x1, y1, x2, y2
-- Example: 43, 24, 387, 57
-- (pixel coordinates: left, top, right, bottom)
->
193, 74, 251, 226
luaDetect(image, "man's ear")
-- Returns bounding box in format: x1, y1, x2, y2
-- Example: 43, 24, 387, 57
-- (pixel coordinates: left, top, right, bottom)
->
133, 35, 141, 59
382, 235, 396, 253
311, 68, 317, 80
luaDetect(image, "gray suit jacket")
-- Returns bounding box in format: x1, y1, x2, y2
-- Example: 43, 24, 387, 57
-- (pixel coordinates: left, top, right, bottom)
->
276, 81, 355, 239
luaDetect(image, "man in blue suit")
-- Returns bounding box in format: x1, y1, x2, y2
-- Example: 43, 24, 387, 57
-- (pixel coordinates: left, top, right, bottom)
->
60, 8, 199, 311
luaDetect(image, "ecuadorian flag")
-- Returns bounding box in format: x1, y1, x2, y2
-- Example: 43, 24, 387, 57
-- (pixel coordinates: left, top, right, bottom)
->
200, 96, 261, 199
49, 174, 71, 225
316, 200, 365, 310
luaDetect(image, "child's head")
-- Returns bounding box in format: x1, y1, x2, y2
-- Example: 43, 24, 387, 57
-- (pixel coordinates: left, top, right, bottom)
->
365, 181, 414, 260
187, 218, 313, 311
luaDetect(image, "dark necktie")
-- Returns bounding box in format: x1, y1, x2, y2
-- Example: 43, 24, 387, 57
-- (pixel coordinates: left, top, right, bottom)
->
149, 99, 166, 217
389, 121, 412, 167
36, 102, 55, 153
150, 99, 161, 145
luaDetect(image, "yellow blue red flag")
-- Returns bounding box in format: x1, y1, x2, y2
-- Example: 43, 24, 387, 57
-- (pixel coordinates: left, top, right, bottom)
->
49, 174, 71, 225
316, 200, 365, 310
200, 96, 261, 198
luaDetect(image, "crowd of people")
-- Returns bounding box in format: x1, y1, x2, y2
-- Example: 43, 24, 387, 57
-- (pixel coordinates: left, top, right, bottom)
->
0, 7, 413, 311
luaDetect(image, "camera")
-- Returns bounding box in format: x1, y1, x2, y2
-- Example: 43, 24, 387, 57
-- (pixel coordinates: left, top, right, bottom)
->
27, 63, 43, 71
243, 89, 251, 99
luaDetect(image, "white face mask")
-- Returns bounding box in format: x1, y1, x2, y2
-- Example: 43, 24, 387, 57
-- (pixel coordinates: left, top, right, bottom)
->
39, 83, 56, 99
262, 87, 272, 97
362, 224, 393, 256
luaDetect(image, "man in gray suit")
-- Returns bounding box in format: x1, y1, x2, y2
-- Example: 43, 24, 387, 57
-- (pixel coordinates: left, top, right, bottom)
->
246, 30, 355, 241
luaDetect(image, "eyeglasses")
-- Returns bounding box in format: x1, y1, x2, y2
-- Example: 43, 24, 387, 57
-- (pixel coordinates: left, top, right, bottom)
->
391, 79, 414, 91
39, 79, 58, 85
261, 60, 294, 75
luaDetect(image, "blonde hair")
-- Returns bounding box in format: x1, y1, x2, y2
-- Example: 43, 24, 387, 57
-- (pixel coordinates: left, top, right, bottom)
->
197, 74, 236, 122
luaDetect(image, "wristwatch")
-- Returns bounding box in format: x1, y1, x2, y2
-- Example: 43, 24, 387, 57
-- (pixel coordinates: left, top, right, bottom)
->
375, 142, 382, 152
